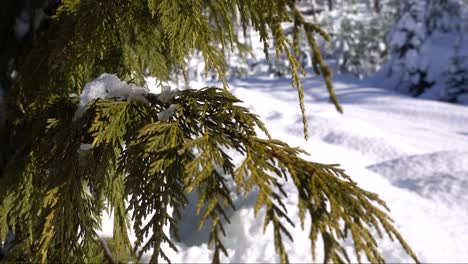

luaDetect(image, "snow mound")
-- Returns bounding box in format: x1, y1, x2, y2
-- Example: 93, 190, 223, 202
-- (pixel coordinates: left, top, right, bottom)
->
367, 151, 468, 209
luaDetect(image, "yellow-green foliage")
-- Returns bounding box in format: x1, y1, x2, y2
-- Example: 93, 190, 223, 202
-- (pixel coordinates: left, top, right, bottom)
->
1, 87, 418, 263
8, 0, 340, 139
0, 0, 418, 263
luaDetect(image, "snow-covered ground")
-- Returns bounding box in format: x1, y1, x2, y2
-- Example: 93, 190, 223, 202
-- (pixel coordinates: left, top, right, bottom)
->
96, 70, 468, 263
92, 21, 468, 261
95, 19, 468, 262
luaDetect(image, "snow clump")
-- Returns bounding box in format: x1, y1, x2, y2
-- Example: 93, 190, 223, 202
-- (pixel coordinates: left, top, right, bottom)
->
74, 73, 149, 118
158, 104, 177, 121
156, 85, 179, 121
158, 85, 177, 103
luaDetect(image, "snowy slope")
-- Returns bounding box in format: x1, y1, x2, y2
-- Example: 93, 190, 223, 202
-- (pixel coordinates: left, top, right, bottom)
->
97, 71, 468, 263
226, 74, 468, 263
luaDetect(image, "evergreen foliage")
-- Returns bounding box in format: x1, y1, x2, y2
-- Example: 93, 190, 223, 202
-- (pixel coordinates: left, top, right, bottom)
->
330, 5, 392, 78
0, 0, 419, 263
426, 0, 463, 34
445, 32, 468, 102
388, 0, 434, 96
297, 0, 397, 78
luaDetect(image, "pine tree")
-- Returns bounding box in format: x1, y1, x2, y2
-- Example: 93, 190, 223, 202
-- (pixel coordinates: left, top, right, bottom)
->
0, 1, 419, 263
388, 0, 435, 96
333, 2, 394, 78
302, 0, 398, 78
445, 30, 468, 103
426, 0, 462, 34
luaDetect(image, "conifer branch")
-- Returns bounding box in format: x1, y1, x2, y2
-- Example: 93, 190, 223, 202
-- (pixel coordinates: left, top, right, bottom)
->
0, 1, 417, 263
0, 85, 418, 263
98, 237, 117, 264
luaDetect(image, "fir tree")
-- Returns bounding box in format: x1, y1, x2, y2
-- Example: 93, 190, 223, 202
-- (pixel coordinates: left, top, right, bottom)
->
303, 0, 398, 78
388, 0, 435, 96
0, 1, 419, 263
445, 31, 468, 103
426, 0, 462, 34
333, 3, 394, 78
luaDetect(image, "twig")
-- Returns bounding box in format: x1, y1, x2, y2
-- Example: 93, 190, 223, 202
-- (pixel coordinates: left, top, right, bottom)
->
98, 237, 117, 264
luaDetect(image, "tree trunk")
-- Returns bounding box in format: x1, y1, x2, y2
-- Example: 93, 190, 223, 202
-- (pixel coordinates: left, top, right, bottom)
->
374, 0, 381, 13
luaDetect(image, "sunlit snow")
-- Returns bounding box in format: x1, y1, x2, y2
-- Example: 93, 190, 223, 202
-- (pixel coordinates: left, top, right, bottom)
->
94, 71, 468, 263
